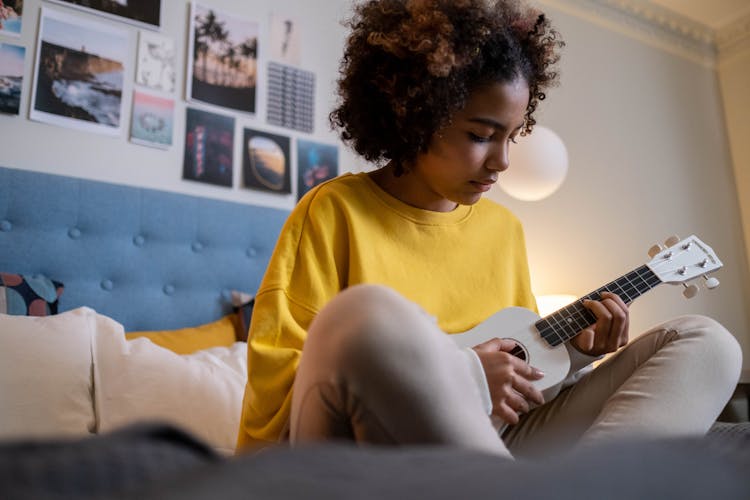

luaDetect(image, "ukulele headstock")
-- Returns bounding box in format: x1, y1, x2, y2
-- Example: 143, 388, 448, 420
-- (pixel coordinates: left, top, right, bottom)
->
646, 235, 722, 297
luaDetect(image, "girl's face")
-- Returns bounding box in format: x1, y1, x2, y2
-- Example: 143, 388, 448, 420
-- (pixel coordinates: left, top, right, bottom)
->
404, 77, 530, 212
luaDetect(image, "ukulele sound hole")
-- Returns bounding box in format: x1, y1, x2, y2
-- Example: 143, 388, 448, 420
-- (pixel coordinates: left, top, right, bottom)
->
505, 340, 528, 362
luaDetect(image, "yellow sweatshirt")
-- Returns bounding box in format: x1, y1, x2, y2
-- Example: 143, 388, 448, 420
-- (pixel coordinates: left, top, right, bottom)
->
237, 172, 536, 448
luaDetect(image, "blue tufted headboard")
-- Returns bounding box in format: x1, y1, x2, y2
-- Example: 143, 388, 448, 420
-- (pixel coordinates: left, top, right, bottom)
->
0, 166, 289, 331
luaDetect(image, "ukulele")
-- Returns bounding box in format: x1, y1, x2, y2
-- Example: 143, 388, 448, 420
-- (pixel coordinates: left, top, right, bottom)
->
451, 235, 723, 403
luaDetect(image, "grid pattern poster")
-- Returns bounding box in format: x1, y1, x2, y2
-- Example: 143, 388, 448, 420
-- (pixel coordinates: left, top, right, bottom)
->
267, 62, 314, 133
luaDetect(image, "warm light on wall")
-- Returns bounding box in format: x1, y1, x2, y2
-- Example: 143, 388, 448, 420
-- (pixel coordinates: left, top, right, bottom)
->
490, 125, 569, 202
535, 294, 577, 317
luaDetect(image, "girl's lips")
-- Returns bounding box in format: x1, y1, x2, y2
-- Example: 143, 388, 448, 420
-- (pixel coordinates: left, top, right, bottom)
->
471, 180, 495, 192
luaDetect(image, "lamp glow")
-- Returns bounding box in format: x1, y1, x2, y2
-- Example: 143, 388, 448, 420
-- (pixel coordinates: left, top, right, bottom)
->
535, 294, 577, 317
492, 125, 568, 201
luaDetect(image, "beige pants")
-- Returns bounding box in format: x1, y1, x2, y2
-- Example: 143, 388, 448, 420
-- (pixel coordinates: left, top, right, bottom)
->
289, 284, 742, 458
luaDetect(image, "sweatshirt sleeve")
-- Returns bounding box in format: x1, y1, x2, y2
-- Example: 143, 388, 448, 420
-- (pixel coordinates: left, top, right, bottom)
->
237, 187, 347, 448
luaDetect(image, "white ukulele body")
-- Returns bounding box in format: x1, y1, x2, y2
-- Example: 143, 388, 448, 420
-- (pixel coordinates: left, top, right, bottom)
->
452, 306, 571, 402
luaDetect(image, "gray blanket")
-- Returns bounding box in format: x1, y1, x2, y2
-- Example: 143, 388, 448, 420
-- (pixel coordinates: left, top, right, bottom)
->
2, 423, 749, 499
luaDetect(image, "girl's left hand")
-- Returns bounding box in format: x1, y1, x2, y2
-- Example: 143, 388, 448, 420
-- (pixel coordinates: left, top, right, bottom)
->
571, 291, 630, 356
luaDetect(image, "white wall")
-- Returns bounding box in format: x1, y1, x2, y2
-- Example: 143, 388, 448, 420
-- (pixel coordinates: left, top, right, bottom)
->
719, 45, 750, 336
0, 0, 360, 211
2, 1, 748, 369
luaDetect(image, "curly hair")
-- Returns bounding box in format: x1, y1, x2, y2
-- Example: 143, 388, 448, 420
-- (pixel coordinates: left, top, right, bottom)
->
330, 0, 564, 174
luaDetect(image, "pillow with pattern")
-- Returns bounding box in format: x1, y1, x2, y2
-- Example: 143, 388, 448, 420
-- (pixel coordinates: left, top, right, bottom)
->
0, 273, 64, 316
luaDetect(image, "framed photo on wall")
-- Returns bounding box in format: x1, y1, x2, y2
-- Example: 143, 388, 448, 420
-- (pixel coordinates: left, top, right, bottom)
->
130, 89, 174, 149
242, 127, 291, 194
29, 8, 129, 136
266, 62, 314, 133
0, 0, 23, 37
0, 43, 25, 115
296, 139, 338, 201
135, 30, 176, 93
183, 106, 234, 188
47, 0, 162, 31
187, 2, 258, 114
269, 12, 301, 66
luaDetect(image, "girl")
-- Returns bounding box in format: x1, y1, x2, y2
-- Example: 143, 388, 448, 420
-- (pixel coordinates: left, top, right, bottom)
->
237, 0, 741, 458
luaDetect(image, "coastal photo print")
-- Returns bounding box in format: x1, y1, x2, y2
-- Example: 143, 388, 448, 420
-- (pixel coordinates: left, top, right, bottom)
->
297, 139, 338, 201
129, 89, 174, 149
0, 42, 25, 115
183, 106, 234, 188
30, 8, 128, 136
188, 2, 258, 114
242, 128, 290, 194
0, 0, 23, 37
47, 0, 162, 30
135, 30, 176, 93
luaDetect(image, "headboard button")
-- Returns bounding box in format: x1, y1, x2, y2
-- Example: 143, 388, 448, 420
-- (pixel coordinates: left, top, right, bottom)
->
192, 241, 203, 253
0, 220, 11, 232
246, 247, 258, 258
68, 227, 82, 239
133, 235, 145, 247
101, 279, 113, 291
163, 284, 175, 295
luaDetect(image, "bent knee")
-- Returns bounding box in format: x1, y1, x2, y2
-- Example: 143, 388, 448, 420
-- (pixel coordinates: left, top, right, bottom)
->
305, 284, 444, 370
307, 285, 431, 349
666, 314, 742, 381
311, 284, 415, 333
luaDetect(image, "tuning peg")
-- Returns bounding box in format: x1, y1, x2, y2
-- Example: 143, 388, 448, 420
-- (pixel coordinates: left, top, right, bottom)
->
664, 235, 680, 248
648, 244, 663, 258
704, 276, 720, 290
683, 283, 699, 299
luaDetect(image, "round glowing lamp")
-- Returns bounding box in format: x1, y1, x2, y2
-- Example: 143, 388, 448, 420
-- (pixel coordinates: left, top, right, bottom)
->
494, 125, 569, 201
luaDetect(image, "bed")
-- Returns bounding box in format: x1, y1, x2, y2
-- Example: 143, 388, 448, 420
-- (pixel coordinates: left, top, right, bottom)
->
0, 164, 289, 454
1, 164, 749, 499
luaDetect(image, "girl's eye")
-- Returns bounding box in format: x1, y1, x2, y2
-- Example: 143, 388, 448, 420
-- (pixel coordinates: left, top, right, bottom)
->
468, 132, 491, 143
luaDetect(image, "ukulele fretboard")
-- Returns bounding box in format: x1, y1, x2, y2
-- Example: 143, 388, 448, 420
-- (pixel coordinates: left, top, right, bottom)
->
535, 265, 660, 347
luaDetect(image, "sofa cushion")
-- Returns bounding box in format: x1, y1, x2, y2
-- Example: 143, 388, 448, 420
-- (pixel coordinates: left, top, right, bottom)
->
93, 313, 248, 455
0, 308, 96, 440
125, 314, 240, 354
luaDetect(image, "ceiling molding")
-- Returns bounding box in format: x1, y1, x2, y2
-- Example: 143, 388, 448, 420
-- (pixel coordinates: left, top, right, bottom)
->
537, 0, 719, 67
715, 12, 750, 60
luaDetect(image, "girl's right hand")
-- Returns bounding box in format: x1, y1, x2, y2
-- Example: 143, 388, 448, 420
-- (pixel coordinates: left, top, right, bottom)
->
472, 338, 545, 425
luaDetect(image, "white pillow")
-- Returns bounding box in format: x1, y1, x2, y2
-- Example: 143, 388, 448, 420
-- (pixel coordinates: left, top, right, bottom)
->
92, 313, 248, 455
0, 307, 97, 439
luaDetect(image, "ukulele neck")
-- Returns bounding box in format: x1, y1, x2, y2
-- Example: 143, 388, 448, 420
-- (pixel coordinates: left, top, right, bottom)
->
534, 265, 660, 347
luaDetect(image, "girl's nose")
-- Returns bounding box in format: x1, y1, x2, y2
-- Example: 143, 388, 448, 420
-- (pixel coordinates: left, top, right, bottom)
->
485, 142, 510, 172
